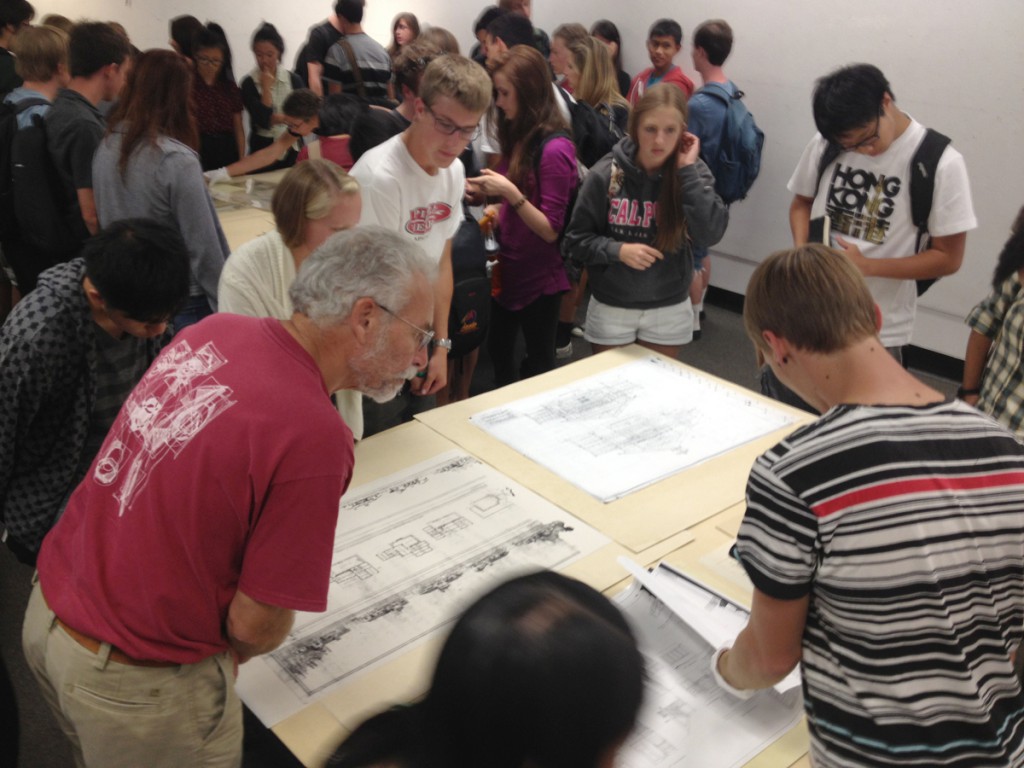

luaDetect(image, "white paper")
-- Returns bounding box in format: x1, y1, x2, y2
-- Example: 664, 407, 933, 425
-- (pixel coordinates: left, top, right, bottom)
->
236, 451, 610, 726
615, 583, 804, 768
620, 558, 801, 696
470, 357, 795, 502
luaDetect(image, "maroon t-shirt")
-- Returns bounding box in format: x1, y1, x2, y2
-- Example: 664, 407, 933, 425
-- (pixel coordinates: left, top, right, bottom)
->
193, 77, 243, 135
39, 315, 353, 663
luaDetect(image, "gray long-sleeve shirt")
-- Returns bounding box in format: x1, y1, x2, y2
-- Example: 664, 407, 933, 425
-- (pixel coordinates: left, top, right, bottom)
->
93, 128, 227, 308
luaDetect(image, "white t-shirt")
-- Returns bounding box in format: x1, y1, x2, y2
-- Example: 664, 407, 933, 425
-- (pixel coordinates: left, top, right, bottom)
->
350, 133, 463, 262
788, 117, 976, 347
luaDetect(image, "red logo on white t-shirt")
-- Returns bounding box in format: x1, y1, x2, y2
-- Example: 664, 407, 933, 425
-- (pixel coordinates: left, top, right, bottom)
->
405, 203, 453, 236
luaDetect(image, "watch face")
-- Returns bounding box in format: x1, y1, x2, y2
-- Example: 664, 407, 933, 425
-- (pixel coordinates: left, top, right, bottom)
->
436, 338, 453, 350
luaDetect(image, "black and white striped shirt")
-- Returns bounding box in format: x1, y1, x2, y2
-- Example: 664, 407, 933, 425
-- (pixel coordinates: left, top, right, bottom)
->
738, 401, 1024, 767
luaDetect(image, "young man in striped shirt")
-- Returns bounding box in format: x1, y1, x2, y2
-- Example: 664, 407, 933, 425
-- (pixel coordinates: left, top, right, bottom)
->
715, 244, 1024, 767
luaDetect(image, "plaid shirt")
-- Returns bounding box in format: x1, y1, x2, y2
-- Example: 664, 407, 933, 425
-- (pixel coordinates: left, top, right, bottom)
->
967, 274, 1024, 435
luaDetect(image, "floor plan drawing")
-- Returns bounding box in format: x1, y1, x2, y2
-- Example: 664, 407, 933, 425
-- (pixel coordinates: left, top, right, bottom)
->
237, 451, 610, 727
471, 356, 797, 502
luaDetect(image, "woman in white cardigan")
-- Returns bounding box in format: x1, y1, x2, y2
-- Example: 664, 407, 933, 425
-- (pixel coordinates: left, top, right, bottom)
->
219, 159, 365, 436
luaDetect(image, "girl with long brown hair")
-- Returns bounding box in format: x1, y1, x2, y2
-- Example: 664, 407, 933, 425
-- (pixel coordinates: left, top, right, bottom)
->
466, 45, 577, 385
563, 83, 727, 359
92, 48, 229, 329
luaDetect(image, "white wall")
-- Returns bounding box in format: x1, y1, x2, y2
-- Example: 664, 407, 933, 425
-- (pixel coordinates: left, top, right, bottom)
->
42, 0, 1024, 358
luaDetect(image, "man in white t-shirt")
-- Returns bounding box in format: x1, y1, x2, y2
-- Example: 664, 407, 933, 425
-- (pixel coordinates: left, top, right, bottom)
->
351, 55, 492, 397
788, 64, 976, 351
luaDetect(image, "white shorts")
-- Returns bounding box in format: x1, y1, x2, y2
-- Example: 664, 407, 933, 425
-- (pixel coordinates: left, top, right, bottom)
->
583, 296, 694, 346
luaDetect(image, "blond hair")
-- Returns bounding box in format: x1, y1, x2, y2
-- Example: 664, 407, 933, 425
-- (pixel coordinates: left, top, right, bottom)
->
552, 22, 588, 48
419, 54, 492, 115
418, 26, 459, 55
12, 24, 68, 82
743, 245, 878, 358
569, 36, 627, 112
39, 14, 73, 34
272, 160, 360, 249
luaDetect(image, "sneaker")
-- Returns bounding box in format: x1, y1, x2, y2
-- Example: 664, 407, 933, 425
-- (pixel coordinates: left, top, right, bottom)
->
571, 324, 585, 337
555, 341, 573, 359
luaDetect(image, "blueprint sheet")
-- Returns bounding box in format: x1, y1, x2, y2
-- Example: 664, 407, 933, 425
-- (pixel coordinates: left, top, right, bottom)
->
615, 582, 804, 768
237, 450, 610, 727
470, 356, 797, 502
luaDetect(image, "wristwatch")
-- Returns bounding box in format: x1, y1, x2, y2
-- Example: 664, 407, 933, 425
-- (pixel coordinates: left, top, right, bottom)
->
434, 337, 453, 351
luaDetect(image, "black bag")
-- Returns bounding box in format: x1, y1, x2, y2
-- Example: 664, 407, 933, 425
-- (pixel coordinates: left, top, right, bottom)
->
448, 205, 490, 358
0, 99, 78, 291
0, 97, 47, 243
555, 86, 616, 169
11, 113, 84, 268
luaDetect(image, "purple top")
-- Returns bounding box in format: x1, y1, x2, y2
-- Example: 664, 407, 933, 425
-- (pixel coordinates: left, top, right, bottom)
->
496, 135, 576, 310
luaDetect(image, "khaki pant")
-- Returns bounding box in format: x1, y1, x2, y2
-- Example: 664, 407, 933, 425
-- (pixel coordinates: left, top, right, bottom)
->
22, 580, 243, 768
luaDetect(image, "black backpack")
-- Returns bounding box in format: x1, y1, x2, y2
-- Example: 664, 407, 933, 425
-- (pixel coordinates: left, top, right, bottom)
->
815, 127, 951, 296
11, 112, 84, 268
555, 86, 616, 169
0, 99, 79, 291
448, 205, 491, 358
0, 97, 47, 243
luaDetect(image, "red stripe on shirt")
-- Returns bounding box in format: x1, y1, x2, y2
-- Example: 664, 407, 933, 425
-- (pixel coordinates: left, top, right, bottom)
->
810, 470, 1024, 519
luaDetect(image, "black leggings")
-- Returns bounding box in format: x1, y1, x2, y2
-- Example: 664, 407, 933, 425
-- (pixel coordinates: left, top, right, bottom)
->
488, 292, 563, 387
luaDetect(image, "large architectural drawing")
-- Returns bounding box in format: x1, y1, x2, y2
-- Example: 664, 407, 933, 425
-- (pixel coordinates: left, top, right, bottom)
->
237, 451, 610, 727
470, 356, 796, 502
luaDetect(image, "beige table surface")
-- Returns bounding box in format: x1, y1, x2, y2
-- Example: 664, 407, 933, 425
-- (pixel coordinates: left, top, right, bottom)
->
271, 349, 814, 767
217, 206, 276, 253
212, 168, 289, 251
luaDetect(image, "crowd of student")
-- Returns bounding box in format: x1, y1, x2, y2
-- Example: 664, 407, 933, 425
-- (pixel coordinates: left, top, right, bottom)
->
3, 0, 1024, 766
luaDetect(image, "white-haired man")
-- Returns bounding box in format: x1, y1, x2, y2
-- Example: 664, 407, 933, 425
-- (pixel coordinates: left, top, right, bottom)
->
23, 226, 436, 768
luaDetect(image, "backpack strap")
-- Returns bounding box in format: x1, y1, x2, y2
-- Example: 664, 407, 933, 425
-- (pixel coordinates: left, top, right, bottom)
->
12, 97, 50, 114
697, 81, 740, 104
555, 84, 574, 112
336, 38, 368, 101
909, 128, 951, 296
909, 128, 951, 252
814, 141, 842, 199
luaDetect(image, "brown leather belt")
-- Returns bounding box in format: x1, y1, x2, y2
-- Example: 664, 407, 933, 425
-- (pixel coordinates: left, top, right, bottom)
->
55, 618, 177, 668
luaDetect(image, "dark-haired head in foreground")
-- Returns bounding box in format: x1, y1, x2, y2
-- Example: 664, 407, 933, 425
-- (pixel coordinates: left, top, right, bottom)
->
328, 571, 645, 768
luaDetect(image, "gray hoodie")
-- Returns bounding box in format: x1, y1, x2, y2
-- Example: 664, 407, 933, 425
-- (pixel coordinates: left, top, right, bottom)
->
563, 136, 727, 309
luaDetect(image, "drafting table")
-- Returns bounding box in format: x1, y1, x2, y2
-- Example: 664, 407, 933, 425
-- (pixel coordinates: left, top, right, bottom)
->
266, 347, 813, 767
